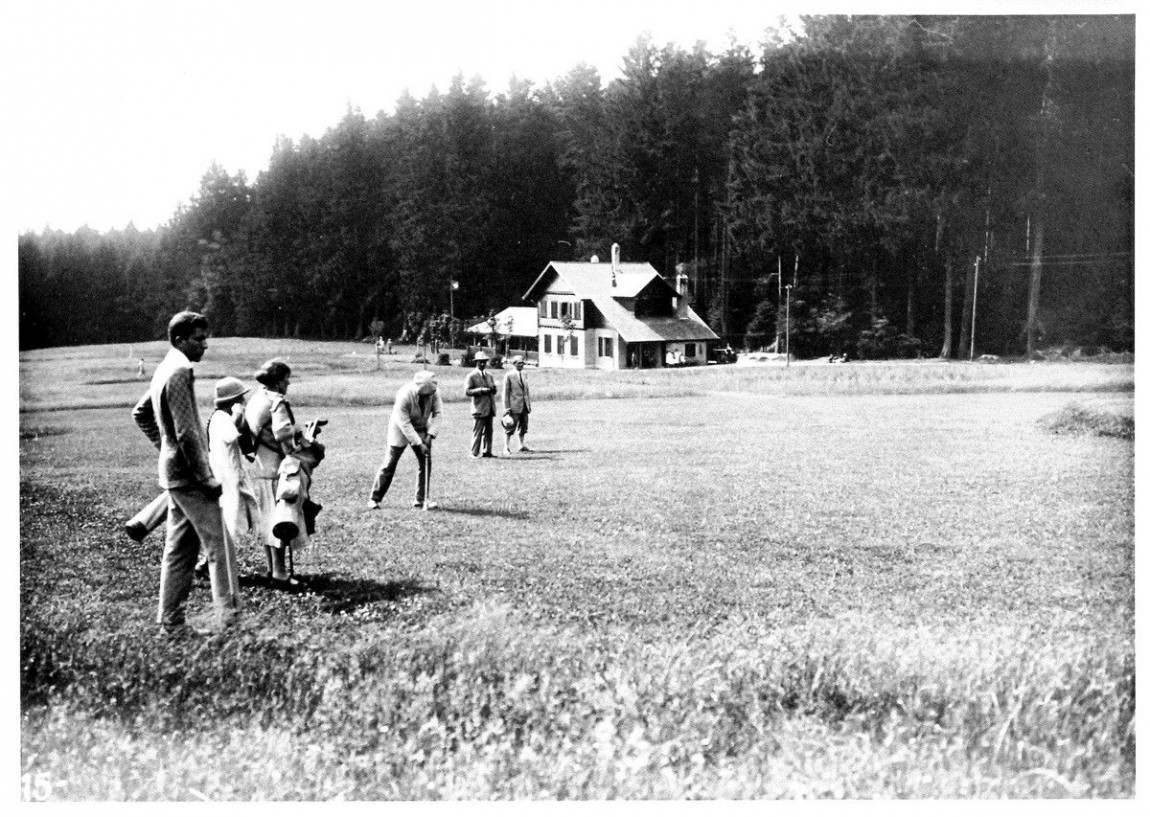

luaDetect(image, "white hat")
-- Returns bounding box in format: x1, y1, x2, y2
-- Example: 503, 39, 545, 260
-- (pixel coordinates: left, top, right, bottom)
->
214, 376, 250, 406
510, 355, 525, 365
413, 370, 438, 394
474, 349, 491, 361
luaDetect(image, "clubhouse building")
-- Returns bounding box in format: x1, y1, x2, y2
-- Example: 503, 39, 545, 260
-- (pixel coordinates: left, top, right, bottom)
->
521, 248, 719, 370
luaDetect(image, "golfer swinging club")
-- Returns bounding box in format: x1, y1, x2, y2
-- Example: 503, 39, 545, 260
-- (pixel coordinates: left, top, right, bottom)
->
368, 370, 442, 510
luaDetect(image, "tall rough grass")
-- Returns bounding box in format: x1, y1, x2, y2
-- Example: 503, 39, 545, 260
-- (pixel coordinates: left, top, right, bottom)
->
1037, 402, 1134, 440
22, 603, 1133, 799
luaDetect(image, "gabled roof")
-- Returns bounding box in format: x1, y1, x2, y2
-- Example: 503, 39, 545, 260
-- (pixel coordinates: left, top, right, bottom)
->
522, 262, 672, 301
592, 297, 719, 343
522, 259, 718, 344
465, 306, 538, 337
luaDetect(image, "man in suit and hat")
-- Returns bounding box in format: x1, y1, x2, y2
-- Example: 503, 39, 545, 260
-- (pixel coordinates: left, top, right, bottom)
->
368, 370, 442, 509
465, 349, 498, 458
501, 354, 532, 455
132, 311, 237, 634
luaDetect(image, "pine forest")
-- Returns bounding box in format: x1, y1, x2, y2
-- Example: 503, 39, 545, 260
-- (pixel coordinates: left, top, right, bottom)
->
17, 15, 1134, 359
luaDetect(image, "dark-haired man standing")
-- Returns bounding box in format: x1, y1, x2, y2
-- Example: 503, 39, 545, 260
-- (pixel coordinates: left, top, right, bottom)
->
133, 311, 237, 634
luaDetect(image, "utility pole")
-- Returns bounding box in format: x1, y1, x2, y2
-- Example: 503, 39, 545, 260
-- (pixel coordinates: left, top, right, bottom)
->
969, 255, 980, 362
785, 284, 793, 368
775, 256, 782, 352
777, 257, 786, 354
449, 279, 459, 354
693, 165, 699, 299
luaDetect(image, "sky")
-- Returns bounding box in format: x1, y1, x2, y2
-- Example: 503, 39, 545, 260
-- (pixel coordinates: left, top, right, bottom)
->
4, 0, 802, 235
3, 1, 1135, 235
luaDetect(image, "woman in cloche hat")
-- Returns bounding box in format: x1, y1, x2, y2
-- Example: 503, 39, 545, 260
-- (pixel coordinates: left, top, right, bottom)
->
204, 376, 259, 610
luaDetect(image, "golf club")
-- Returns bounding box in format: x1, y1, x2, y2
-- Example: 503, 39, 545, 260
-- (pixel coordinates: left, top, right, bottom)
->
423, 439, 437, 511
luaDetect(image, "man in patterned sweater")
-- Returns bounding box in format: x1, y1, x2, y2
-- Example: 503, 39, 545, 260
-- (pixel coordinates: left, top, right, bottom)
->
133, 311, 237, 633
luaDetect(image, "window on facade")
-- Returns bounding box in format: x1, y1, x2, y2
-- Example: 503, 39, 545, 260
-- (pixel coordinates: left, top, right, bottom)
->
560, 302, 569, 318
603, 337, 613, 358
544, 334, 552, 354
557, 336, 566, 355
570, 336, 578, 356
574, 302, 582, 321
550, 301, 558, 319
538, 301, 546, 319
685, 343, 696, 357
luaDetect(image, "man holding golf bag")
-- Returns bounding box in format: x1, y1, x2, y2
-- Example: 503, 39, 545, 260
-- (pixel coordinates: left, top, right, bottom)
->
368, 370, 442, 511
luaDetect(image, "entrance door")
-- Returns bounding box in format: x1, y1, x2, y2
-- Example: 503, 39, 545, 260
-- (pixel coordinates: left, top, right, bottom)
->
640, 343, 659, 369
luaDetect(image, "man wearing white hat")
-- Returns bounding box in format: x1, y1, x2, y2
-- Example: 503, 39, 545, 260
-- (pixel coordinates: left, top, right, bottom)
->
465, 350, 498, 458
368, 370, 442, 509
501, 355, 532, 455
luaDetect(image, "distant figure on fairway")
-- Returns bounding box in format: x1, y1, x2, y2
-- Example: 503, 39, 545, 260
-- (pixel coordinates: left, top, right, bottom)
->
245, 359, 315, 589
501, 354, 532, 455
132, 311, 237, 634
137, 358, 146, 379
368, 370, 441, 510
206, 376, 259, 607
466, 349, 497, 458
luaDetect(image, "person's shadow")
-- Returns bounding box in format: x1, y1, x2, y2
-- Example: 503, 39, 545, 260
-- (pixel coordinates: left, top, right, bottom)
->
242, 573, 435, 615
436, 506, 531, 519
505, 448, 589, 459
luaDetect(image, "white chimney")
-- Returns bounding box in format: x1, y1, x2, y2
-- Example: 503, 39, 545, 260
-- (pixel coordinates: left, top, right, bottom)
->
676, 270, 690, 318
610, 243, 620, 287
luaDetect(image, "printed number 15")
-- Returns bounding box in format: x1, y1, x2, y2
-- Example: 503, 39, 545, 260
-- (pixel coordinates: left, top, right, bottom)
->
22, 772, 52, 801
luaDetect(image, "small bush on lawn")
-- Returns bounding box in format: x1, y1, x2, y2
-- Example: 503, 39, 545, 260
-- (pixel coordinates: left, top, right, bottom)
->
1037, 403, 1134, 439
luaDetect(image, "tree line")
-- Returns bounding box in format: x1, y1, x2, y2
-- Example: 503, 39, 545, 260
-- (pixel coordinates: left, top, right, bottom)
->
19, 15, 1133, 358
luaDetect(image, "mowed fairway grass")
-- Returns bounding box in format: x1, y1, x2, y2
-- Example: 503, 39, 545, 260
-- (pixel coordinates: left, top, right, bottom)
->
19, 340, 1134, 799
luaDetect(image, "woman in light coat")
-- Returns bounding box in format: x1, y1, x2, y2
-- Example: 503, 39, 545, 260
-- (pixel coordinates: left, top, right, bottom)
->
206, 376, 259, 608
244, 359, 309, 588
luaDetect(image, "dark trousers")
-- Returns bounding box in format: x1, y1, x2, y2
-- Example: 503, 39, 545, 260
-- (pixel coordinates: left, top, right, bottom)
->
471, 415, 494, 456
504, 410, 529, 437
371, 444, 429, 504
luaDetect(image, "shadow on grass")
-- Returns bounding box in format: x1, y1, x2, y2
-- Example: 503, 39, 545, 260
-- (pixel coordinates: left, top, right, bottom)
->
517, 448, 590, 455
433, 506, 532, 520
301, 573, 435, 615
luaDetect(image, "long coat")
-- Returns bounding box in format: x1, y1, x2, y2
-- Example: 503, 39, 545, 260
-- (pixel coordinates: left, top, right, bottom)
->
207, 407, 259, 540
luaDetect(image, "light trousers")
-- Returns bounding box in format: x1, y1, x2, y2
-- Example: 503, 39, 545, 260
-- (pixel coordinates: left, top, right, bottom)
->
157, 486, 239, 627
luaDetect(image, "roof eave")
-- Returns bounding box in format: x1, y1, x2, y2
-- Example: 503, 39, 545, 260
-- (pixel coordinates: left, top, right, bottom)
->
521, 262, 560, 302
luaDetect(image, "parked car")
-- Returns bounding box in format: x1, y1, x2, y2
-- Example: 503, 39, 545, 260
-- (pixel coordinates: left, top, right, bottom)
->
708, 343, 737, 364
